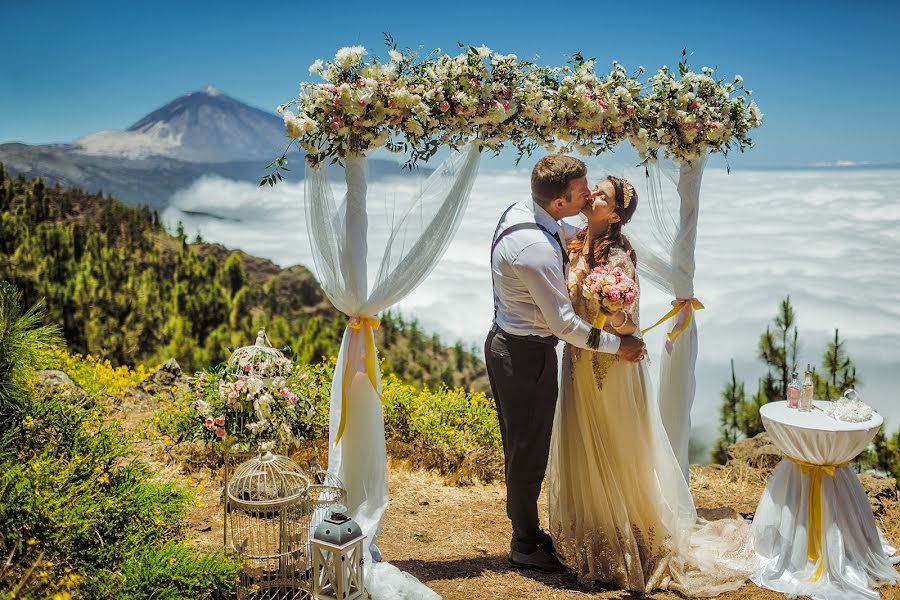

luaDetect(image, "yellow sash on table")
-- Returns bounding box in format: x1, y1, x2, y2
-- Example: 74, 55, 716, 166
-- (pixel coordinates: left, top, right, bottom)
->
334, 316, 382, 446
787, 456, 848, 582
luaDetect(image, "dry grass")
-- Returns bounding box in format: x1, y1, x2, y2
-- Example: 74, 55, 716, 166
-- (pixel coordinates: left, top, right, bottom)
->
111, 391, 899, 600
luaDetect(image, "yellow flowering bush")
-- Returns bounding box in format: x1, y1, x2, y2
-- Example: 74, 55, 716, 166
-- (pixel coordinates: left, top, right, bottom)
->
39, 347, 151, 397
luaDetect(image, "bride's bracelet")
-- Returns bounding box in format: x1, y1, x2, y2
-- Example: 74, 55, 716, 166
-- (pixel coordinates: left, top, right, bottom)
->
610, 312, 629, 331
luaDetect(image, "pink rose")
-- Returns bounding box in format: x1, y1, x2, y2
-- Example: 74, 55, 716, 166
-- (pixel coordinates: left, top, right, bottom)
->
214, 427, 226, 438
289, 394, 298, 405
235, 379, 245, 392
228, 391, 238, 401
214, 416, 225, 426
388, 100, 397, 109
357, 78, 366, 87
611, 267, 623, 277
198, 372, 207, 382
625, 291, 637, 304
598, 99, 608, 109
502, 100, 510, 110
330, 117, 341, 130
617, 108, 625, 117
244, 364, 251, 373
607, 287, 622, 300
205, 417, 214, 428
469, 78, 481, 88
322, 85, 335, 92
357, 100, 367, 108
439, 101, 450, 112
692, 100, 700, 109
568, 118, 578, 127
710, 121, 719, 129
332, 98, 341, 107
626, 105, 635, 115
694, 122, 703, 131
299, 373, 309, 381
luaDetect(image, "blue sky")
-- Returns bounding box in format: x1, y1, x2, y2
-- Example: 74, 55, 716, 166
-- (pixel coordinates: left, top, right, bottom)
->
2, 0, 899, 167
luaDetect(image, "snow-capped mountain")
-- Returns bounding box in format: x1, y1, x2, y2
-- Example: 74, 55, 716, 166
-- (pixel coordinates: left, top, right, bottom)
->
71, 85, 286, 163
0, 86, 410, 208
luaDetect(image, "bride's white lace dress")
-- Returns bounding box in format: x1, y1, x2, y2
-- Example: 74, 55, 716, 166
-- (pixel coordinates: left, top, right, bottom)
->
548, 244, 758, 596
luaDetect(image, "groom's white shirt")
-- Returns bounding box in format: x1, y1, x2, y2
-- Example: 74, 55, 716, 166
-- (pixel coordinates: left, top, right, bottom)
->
491, 200, 620, 353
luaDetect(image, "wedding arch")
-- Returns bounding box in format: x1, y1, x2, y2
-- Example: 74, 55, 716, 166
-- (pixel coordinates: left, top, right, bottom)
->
267, 41, 763, 573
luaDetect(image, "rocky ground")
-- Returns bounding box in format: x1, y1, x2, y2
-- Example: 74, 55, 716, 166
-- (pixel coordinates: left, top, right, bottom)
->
39, 362, 900, 599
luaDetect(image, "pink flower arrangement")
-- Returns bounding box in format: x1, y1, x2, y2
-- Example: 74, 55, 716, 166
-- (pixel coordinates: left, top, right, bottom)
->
582, 265, 639, 315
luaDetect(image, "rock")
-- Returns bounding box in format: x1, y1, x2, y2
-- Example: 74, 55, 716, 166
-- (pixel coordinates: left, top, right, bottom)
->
137, 358, 187, 396
34, 370, 87, 402
726, 432, 784, 474
121, 358, 190, 410
697, 506, 742, 521
858, 472, 898, 517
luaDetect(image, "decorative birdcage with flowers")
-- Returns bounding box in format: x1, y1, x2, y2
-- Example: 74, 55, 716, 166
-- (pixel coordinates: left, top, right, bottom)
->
188, 328, 314, 453
227, 451, 312, 599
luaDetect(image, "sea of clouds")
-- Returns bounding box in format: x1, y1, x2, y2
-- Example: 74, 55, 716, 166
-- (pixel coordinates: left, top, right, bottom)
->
163, 161, 900, 460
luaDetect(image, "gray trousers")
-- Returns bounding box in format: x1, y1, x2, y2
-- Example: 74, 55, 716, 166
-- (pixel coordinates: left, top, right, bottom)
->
484, 325, 559, 549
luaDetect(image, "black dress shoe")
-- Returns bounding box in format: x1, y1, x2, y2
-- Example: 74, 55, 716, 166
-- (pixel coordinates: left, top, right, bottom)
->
509, 546, 567, 574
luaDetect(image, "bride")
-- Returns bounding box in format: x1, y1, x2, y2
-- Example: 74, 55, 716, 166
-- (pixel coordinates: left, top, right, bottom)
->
548, 175, 756, 596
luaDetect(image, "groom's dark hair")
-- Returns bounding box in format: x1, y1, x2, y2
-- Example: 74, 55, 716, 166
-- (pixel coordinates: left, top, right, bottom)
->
531, 154, 587, 207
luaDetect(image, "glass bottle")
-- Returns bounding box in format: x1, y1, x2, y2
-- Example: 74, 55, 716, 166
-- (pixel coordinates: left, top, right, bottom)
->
800, 364, 814, 412
787, 371, 801, 409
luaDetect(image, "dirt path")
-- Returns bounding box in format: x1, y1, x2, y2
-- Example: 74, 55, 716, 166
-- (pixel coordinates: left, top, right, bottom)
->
117, 394, 900, 600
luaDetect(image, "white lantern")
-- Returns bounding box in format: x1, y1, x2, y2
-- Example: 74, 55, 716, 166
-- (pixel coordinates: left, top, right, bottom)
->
311, 505, 366, 600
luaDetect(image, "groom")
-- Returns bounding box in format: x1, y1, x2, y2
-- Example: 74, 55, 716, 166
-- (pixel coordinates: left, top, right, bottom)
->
485, 154, 646, 573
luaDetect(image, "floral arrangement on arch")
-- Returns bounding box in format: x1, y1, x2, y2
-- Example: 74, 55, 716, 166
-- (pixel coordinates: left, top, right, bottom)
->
262, 39, 763, 184
186, 332, 317, 451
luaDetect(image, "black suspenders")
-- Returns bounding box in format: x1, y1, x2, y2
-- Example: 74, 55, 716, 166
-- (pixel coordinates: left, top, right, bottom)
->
490, 204, 570, 317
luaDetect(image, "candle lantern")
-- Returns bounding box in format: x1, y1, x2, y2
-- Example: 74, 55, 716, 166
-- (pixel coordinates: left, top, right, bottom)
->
310, 504, 366, 600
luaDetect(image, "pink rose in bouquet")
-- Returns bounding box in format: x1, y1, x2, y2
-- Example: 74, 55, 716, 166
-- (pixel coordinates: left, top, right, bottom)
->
582, 264, 638, 327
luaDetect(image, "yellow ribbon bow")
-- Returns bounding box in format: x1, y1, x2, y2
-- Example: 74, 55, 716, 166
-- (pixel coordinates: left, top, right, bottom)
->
788, 456, 848, 582
641, 297, 705, 353
334, 315, 382, 446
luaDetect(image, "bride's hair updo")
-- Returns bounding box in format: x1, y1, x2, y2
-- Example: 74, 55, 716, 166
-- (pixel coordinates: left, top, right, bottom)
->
569, 176, 639, 267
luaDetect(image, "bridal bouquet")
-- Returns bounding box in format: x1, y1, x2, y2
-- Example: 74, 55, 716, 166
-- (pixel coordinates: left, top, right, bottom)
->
582, 265, 638, 346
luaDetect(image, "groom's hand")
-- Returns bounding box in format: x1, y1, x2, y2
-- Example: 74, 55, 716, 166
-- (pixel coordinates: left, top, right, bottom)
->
616, 336, 646, 363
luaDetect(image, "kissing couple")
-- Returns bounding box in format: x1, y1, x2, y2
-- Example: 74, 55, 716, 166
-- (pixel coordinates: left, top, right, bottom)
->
485, 154, 755, 595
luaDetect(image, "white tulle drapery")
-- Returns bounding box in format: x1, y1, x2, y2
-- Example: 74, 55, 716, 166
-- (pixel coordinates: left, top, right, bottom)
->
630, 156, 706, 483
304, 144, 480, 595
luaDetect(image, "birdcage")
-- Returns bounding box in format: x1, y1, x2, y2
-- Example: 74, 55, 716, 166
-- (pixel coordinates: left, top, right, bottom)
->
227, 452, 312, 599
228, 328, 292, 384
219, 327, 297, 545
305, 458, 348, 556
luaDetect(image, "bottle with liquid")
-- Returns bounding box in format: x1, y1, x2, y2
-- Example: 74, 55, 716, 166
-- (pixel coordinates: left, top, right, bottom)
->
799, 364, 814, 412
787, 371, 801, 409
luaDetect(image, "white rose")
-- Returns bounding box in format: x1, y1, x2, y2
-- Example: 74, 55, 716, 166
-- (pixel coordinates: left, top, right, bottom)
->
308, 59, 324, 75
388, 49, 403, 63
246, 377, 263, 396
476, 45, 491, 58
334, 46, 367, 69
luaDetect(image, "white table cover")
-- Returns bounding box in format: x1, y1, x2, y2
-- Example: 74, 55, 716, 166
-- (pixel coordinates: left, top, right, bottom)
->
751, 401, 900, 600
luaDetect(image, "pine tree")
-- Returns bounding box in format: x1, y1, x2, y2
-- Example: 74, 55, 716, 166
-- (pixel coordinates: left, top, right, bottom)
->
814, 329, 859, 400
711, 360, 746, 463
